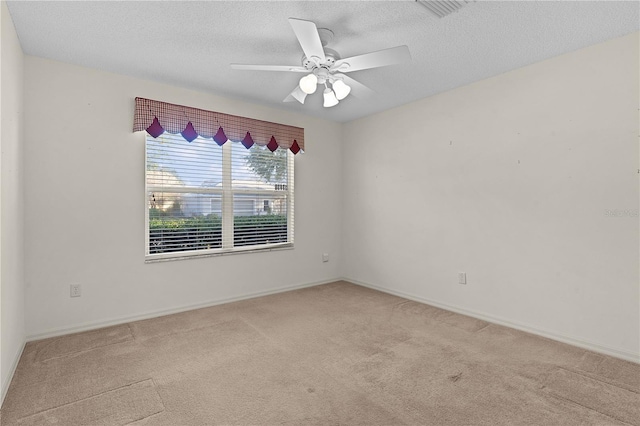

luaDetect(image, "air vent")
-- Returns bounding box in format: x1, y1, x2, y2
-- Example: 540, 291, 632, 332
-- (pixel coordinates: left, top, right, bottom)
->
416, 0, 473, 18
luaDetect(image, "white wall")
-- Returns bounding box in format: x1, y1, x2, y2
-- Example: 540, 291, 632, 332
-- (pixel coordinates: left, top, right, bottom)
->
1, 0, 26, 401
342, 33, 639, 360
23, 57, 343, 337
16, 26, 640, 363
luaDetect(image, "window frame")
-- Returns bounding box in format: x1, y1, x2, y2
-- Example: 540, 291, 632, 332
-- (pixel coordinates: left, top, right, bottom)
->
144, 134, 295, 262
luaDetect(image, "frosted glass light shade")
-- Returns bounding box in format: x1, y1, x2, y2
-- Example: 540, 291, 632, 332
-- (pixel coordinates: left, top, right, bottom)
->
332, 80, 351, 100
299, 74, 318, 94
323, 88, 339, 107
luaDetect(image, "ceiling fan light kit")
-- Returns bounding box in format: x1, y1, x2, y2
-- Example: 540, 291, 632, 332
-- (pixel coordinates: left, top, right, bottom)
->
299, 74, 318, 94
298, 66, 351, 107
323, 86, 340, 108
332, 79, 351, 100
231, 18, 411, 109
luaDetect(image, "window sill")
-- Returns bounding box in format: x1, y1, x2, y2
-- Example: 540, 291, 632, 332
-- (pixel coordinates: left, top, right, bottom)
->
144, 243, 294, 264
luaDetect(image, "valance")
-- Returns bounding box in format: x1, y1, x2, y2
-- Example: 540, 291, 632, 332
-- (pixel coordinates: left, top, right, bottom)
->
133, 97, 304, 154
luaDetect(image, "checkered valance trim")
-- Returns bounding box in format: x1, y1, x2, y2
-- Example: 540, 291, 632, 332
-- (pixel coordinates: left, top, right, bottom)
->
133, 97, 304, 154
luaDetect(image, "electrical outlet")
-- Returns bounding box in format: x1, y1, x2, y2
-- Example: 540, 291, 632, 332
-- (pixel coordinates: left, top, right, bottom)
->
322, 253, 329, 263
70, 284, 82, 297
458, 272, 467, 285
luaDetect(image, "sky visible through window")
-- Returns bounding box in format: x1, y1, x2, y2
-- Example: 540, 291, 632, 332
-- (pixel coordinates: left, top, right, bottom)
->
147, 133, 285, 188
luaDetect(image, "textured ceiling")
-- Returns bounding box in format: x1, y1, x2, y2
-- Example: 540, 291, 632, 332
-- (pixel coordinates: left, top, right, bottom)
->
6, 1, 639, 123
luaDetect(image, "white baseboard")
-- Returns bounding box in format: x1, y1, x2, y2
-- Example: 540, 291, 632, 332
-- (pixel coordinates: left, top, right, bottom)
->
27, 277, 340, 342
345, 277, 640, 364
1, 339, 26, 407
24, 275, 640, 363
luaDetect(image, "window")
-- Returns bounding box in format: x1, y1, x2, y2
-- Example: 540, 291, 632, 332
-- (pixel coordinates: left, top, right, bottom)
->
146, 132, 294, 260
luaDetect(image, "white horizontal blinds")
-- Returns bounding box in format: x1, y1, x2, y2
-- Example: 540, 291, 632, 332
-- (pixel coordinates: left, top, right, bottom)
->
231, 143, 291, 247
145, 132, 294, 257
146, 133, 224, 255
287, 150, 295, 245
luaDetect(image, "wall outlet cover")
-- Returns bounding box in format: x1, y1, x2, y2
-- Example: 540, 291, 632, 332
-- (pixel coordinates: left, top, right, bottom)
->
70, 284, 82, 297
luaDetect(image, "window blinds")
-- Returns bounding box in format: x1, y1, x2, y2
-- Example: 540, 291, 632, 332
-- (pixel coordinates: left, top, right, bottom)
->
146, 132, 294, 259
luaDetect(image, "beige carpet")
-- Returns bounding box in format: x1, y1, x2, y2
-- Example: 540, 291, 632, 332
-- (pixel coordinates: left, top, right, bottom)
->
1, 281, 638, 425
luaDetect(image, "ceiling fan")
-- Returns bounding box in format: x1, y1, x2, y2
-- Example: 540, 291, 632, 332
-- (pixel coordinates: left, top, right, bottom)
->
231, 18, 411, 108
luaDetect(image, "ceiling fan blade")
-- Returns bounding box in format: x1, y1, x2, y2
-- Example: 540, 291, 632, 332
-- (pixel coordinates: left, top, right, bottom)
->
231, 64, 308, 72
333, 73, 375, 99
288, 18, 326, 63
283, 85, 307, 104
334, 45, 411, 73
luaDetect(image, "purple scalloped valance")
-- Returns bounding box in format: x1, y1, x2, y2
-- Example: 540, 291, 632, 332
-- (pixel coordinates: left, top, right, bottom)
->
133, 97, 304, 154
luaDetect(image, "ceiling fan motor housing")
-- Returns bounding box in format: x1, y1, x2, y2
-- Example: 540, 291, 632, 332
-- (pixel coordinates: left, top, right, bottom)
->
302, 47, 341, 72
